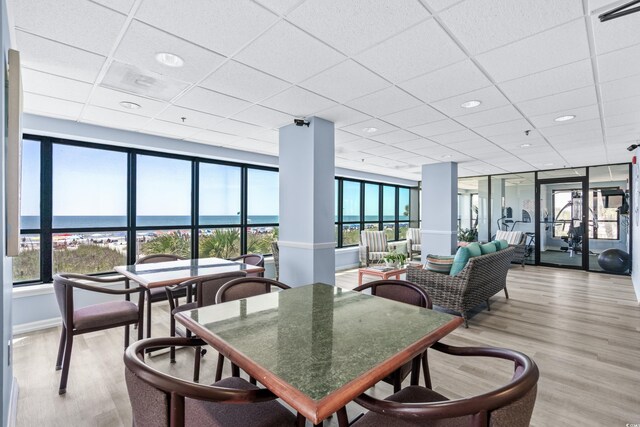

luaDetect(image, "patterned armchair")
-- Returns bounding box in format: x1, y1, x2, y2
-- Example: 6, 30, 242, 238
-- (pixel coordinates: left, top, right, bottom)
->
406, 228, 421, 260
359, 231, 390, 267
495, 230, 527, 266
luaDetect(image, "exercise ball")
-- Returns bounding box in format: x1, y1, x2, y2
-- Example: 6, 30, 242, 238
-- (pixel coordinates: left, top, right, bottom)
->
597, 248, 630, 273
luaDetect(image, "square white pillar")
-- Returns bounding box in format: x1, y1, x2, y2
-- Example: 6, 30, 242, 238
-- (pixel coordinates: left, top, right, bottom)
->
421, 162, 458, 259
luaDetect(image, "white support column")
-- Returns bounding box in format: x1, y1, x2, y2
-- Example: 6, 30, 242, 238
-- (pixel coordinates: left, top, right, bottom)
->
278, 117, 336, 286
421, 162, 458, 260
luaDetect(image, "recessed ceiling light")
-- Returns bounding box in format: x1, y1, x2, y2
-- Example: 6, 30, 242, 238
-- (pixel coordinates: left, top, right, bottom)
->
543, 163, 554, 166
155, 52, 184, 68
461, 100, 482, 109
520, 143, 531, 148
362, 127, 378, 133
119, 101, 141, 109
441, 154, 452, 159
554, 115, 575, 122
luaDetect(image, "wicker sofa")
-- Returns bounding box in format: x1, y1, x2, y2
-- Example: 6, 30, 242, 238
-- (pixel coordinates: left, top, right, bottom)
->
407, 247, 515, 327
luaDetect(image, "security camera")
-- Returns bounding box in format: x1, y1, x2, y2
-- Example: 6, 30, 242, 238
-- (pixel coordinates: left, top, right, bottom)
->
627, 144, 639, 151
294, 119, 310, 127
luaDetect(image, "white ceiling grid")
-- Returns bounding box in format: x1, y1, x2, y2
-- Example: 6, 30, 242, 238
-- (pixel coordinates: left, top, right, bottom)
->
8, 0, 640, 180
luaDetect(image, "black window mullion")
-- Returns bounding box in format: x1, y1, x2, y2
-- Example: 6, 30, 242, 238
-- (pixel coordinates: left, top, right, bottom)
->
40, 139, 53, 282
240, 167, 248, 254
127, 151, 136, 265
378, 184, 383, 233
337, 178, 343, 248
395, 186, 399, 241
191, 160, 199, 259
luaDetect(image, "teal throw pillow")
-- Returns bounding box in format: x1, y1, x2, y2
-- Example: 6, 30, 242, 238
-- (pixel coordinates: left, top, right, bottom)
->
466, 242, 482, 258
450, 247, 471, 276
490, 240, 502, 251
497, 239, 509, 250
480, 242, 497, 254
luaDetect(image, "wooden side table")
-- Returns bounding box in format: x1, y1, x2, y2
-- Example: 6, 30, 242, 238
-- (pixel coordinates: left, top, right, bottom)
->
358, 266, 407, 285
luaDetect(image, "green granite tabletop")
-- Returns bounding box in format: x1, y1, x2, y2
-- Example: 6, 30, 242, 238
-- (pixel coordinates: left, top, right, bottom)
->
179, 283, 458, 402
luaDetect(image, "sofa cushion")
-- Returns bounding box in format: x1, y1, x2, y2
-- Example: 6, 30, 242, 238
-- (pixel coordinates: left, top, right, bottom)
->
369, 251, 388, 261
495, 230, 524, 245
496, 239, 509, 250
425, 255, 454, 274
480, 242, 497, 254
466, 242, 482, 258
450, 247, 471, 276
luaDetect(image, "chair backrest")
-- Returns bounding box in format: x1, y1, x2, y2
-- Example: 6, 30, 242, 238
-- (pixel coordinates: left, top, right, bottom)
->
354, 280, 431, 309
53, 275, 75, 328
136, 253, 186, 264
354, 342, 539, 427
495, 230, 524, 245
360, 231, 388, 252
406, 228, 421, 245
271, 241, 280, 280
124, 337, 277, 427
193, 271, 248, 307
216, 277, 290, 304
231, 253, 265, 277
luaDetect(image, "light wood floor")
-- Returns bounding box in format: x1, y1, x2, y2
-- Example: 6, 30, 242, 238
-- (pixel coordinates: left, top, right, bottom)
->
13, 265, 640, 426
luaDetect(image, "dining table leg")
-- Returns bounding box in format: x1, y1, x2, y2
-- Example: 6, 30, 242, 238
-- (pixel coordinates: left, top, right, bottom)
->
145, 288, 152, 338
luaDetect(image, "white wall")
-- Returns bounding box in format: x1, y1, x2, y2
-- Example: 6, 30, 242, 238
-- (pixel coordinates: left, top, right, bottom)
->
631, 155, 640, 301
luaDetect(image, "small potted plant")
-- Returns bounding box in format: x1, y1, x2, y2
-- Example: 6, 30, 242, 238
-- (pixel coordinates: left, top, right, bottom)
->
457, 227, 478, 246
382, 250, 407, 268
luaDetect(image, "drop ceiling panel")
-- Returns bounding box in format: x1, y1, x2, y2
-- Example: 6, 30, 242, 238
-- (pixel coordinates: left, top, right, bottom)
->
380, 104, 447, 128
300, 60, 390, 103
91, 0, 135, 14
382, 150, 423, 161
22, 68, 93, 103
346, 86, 422, 118
234, 21, 345, 83
23, 93, 84, 120
114, 21, 226, 84
429, 129, 479, 144
361, 144, 405, 156
232, 105, 292, 128
596, 43, 640, 83
603, 111, 640, 128
286, 0, 430, 56
431, 86, 511, 117
602, 95, 640, 117
252, 128, 279, 143
356, 19, 466, 83
476, 19, 590, 83
175, 87, 252, 117
398, 60, 492, 103
392, 139, 440, 151
10, 0, 126, 55
339, 139, 385, 152
260, 86, 334, 116
334, 130, 361, 144
530, 104, 601, 129
89, 86, 168, 117
16, 31, 106, 83
540, 118, 603, 137
200, 61, 290, 103
101, 61, 191, 102
81, 105, 151, 130
209, 119, 264, 137
315, 105, 372, 128
439, 0, 583, 54
135, 0, 278, 56
340, 118, 399, 137
408, 119, 465, 137
422, 0, 466, 12
157, 106, 223, 129
370, 130, 420, 144
253, 0, 304, 15
455, 105, 524, 128
600, 74, 640, 103
592, 10, 640, 54
189, 130, 242, 145
141, 119, 201, 139
475, 118, 532, 138
498, 59, 594, 102
516, 86, 598, 117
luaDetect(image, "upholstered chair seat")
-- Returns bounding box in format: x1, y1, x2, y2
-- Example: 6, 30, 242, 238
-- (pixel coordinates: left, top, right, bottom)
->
73, 300, 139, 331
359, 231, 391, 266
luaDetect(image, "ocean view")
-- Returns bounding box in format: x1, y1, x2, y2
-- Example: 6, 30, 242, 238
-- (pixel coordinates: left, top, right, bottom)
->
20, 215, 281, 229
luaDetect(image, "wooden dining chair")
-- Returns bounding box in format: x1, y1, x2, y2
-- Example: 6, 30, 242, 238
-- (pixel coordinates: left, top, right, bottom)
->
53, 273, 144, 394
230, 253, 264, 277
353, 279, 432, 393
166, 271, 247, 381
124, 336, 297, 427
350, 342, 539, 427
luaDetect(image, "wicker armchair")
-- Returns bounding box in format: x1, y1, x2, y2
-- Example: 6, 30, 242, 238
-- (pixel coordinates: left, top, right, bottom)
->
359, 231, 391, 267
271, 241, 280, 280
495, 230, 527, 267
407, 247, 515, 327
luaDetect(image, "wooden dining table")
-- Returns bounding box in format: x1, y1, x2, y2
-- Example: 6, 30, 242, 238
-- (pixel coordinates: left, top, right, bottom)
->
175, 282, 463, 425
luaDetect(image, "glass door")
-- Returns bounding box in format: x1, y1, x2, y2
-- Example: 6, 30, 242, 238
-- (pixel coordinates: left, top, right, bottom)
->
536, 178, 588, 269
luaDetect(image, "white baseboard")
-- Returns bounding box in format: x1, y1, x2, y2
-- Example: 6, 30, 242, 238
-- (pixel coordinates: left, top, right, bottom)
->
13, 317, 60, 335
8, 377, 18, 427
336, 263, 360, 271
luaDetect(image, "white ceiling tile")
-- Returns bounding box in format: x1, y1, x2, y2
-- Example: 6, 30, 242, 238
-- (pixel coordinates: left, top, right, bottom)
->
398, 60, 492, 103
346, 86, 422, 117
101, 61, 191, 102
260, 86, 335, 116
287, 0, 430, 56
540, 118, 602, 137
157, 106, 223, 129
81, 105, 151, 130
455, 105, 524, 128
141, 119, 201, 139
516, 86, 598, 117
600, 74, 640, 103
529, 104, 601, 129
22, 69, 93, 103
232, 105, 292, 128
429, 129, 480, 144
597, 43, 640, 83
476, 19, 590, 82
189, 130, 243, 145
335, 130, 361, 144
606, 122, 640, 137
114, 20, 225, 84
370, 130, 420, 144
592, 10, 640, 54
300, 60, 390, 103
209, 119, 264, 137
382, 150, 422, 161
175, 87, 252, 117
339, 139, 385, 152
89, 86, 169, 117
339, 119, 399, 136
603, 110, 640, 128
449, 139, 504, 154
439, 0, 583, 54
90, 0, 135, 14
200, 60, 291, 103
23, 93, 84, 120
315, 105, 371, 128
335, 150, 377, 160
380, 104, 447, 128
603, 96, 640, 117
10, 0, 126, 55
16, 31, 106, 83
225, 138, 279, 156
136, 0, 278, 56
421, 0, 466, 12
431, 86, 510, 117
356, 19, 466, 83
475, 118, 532, 138
361, 144, 406, 156
235, 21, 345, 83
499, 60, 594, 102
393, 139, 440, 151
545, 129, 603, 145
408, 119, 465, 137
252, 128, 279, 143
253, 0, 304, 15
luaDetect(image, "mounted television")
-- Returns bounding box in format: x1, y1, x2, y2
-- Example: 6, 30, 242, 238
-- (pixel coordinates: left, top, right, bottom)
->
6, 49, 22, 257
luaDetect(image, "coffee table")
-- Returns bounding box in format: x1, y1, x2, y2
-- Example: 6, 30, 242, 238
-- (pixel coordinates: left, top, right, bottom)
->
358, 265, 407, 285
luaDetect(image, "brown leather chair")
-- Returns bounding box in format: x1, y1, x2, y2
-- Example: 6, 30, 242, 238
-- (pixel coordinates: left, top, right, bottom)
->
53, 273, 144, 394
230, 253, 264, 277
124, 337, 297, 427
353, 280, 432, 393
166, 271, 247, 381
351, 342, 539, 427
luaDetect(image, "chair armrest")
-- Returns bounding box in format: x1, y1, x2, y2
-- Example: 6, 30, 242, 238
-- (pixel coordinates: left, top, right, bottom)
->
61, 273, 129, 284
62, 279, 144, 296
